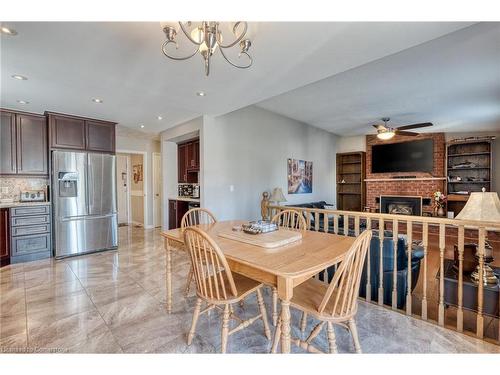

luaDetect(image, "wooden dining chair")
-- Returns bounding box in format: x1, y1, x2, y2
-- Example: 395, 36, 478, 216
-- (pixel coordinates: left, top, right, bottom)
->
270, 209, 307, 326
183, 227, 271, 353
181, 208, 217, 296
271, 229, 372, 354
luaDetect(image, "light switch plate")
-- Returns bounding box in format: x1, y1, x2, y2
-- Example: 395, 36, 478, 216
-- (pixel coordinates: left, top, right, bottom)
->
229, 185, 235, 192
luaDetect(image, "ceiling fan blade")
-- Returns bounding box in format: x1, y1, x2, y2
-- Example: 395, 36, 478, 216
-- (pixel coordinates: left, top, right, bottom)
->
395, 130, 419, 136
373, 124, 386, 130
396, 122, 433, 131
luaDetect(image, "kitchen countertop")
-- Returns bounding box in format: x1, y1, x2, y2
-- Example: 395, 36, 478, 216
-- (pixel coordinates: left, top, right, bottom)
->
0, 201, 51, 209
169, 197, 200, 203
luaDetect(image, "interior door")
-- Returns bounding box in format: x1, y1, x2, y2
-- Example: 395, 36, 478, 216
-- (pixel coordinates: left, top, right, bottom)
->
153, 152, 162, 227
87, 153, 117, 216
116, 154, 129, 224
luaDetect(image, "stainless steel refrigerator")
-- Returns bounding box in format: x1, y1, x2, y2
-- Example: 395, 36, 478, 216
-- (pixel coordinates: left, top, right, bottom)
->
52, 150, 118, 258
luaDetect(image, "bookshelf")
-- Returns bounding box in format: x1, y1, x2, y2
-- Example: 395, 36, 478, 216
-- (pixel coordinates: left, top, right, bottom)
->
446, 139, 493, 216
336, 152, 366, 211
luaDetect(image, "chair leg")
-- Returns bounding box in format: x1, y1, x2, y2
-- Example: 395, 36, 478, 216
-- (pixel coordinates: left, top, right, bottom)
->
348, 318, 362, 353
221, 304, 230, 353
326, 322, 338, 354
300, 312, 308, 333
256, 288, 271, 340
272, 287, 278, 326
184, 265, 194, 297
271, 316, 282, 353
187, 297, 202, 345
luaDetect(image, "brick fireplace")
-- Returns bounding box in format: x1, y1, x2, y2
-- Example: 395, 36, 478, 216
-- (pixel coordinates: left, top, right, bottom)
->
365, 133, 445, 214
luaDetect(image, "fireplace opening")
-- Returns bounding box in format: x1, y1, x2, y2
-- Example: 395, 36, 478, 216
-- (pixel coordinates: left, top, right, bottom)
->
380, 196, 422, 216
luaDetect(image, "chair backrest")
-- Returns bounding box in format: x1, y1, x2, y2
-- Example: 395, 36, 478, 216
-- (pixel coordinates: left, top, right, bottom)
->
318, 229, 372, 318
183, 227, 238, 301
181, 208, 217, 230
272, 209, 307, 231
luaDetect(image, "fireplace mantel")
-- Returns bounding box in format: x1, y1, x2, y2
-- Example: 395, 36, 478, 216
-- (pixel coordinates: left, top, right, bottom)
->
365, 177, 446, 182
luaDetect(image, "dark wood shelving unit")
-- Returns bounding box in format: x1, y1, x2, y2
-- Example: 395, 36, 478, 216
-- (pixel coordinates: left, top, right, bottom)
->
336, 152, 366, 211
445, 139, 493, 216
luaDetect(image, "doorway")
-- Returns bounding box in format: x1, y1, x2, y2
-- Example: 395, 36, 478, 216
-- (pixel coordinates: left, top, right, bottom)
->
153, 152, 162, 228
116, 154, 130, 225
116, 151, 147, 227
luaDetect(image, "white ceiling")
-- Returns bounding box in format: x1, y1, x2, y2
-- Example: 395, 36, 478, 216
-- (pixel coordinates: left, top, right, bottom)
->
1, 22, 483, 135
257, 22, 500, 135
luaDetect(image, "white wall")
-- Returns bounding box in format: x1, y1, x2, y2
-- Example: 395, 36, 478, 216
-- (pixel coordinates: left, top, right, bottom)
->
337, 135, 366, 153
116, 134, 160, 228
202, 106, 338, 221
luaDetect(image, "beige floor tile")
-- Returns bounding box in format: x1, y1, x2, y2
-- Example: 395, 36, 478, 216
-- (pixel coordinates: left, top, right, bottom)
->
27, 289, 95, 323
25, 279, 85, 304
28, 309, 107, 350
0, 287, 25, 317
0, 313, 26, 339
0, 332, 27, 351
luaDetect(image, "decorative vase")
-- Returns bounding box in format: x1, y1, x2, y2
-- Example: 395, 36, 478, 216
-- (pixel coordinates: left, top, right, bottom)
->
437, 206, 445, 217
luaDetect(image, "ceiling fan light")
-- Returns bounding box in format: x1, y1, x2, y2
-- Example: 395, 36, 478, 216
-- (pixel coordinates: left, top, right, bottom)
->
377, 130, 395, 140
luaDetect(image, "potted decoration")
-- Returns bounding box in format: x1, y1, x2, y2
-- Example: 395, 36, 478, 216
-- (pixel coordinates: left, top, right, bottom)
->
433, 191, 447, 217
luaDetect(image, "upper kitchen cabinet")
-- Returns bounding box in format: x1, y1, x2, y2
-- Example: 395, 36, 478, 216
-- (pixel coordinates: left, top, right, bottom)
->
178, 138, 200, 183
0, 109, 48, 177
0, 110, 17, 175
47, 112, 116, 153
86, 120, 115, 152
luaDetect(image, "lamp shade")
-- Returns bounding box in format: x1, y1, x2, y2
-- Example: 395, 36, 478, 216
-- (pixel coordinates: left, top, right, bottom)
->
455, 191, 500, 222
270, 187, 287, 203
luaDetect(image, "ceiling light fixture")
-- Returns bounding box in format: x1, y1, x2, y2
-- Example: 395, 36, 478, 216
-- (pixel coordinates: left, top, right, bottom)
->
157, 116, 163, 120
376, 129, 395, 140
1, 26, 17, 36
161, 22, 252, 76
11, 74, 27, 80
17, 100, 29, 104
196, 91, 206, 97
92, 98, 103, 103
140, 125, 145, 128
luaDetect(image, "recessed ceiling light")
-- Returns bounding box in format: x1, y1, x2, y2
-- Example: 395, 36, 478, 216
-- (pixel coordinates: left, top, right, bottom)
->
1, 26, 17, 36
11, 74, 27, 80
92, 98, 103, 103
157, 116, 163, 120
140, 124, 145, 128
196, 91, 206, 97
17, 100, 29, 104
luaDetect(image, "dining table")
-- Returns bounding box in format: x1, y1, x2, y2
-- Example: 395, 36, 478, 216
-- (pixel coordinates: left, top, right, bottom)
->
160, 220, 356, 353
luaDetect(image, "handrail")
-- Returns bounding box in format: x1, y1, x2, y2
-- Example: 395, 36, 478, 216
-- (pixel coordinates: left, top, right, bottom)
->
266, 203, 500, 345
268, 205, 500, 231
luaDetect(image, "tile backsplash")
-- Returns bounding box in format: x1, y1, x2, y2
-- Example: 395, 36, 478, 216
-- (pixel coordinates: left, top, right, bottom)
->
0, 177, 49, 202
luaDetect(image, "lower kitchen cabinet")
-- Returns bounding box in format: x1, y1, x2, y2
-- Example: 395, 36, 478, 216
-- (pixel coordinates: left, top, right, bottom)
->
168, 199, 189, 229
9, 204, 52, 264
0, 208, 9, 267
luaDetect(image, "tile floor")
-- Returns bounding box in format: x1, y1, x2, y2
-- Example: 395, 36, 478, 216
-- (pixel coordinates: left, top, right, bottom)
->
1, 226, 499, 354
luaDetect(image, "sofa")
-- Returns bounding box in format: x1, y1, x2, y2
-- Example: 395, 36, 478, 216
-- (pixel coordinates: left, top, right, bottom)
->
319, 229, 424, 309
287, 201, 364, 234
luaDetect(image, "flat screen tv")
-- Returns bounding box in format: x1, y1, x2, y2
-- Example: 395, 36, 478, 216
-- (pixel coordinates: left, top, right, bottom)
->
371, 139, 433, 173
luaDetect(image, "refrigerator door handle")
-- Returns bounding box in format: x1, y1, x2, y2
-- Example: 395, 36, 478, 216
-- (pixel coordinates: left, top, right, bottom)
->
87, 157, 94, 213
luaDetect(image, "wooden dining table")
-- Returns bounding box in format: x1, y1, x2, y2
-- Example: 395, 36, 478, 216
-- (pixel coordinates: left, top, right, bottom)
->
160, 220, 355, 353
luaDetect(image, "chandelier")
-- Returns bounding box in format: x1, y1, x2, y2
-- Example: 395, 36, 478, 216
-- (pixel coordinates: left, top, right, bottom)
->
161, 22, 252, 76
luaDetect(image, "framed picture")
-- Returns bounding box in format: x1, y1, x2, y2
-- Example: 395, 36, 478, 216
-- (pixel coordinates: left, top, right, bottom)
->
287, 158, 313, 194
133, 164, 143, 184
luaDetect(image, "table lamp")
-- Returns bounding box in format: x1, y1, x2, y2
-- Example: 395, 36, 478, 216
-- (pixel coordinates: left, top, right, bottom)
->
455, 189, 500, 285
270, 187, 287, 205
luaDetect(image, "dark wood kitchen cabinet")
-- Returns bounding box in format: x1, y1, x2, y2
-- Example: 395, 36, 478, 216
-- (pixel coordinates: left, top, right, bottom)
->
168, 199, 189, 229
0, 111, 17, 175
0, 109, 48, 177
47, 112, 116, 153
0, 208, 10, 267
86, 120, 116, 152
178, 138, 199, 183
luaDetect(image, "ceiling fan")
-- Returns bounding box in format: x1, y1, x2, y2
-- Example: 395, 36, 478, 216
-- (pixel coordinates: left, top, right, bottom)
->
373, 117, 433, 140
